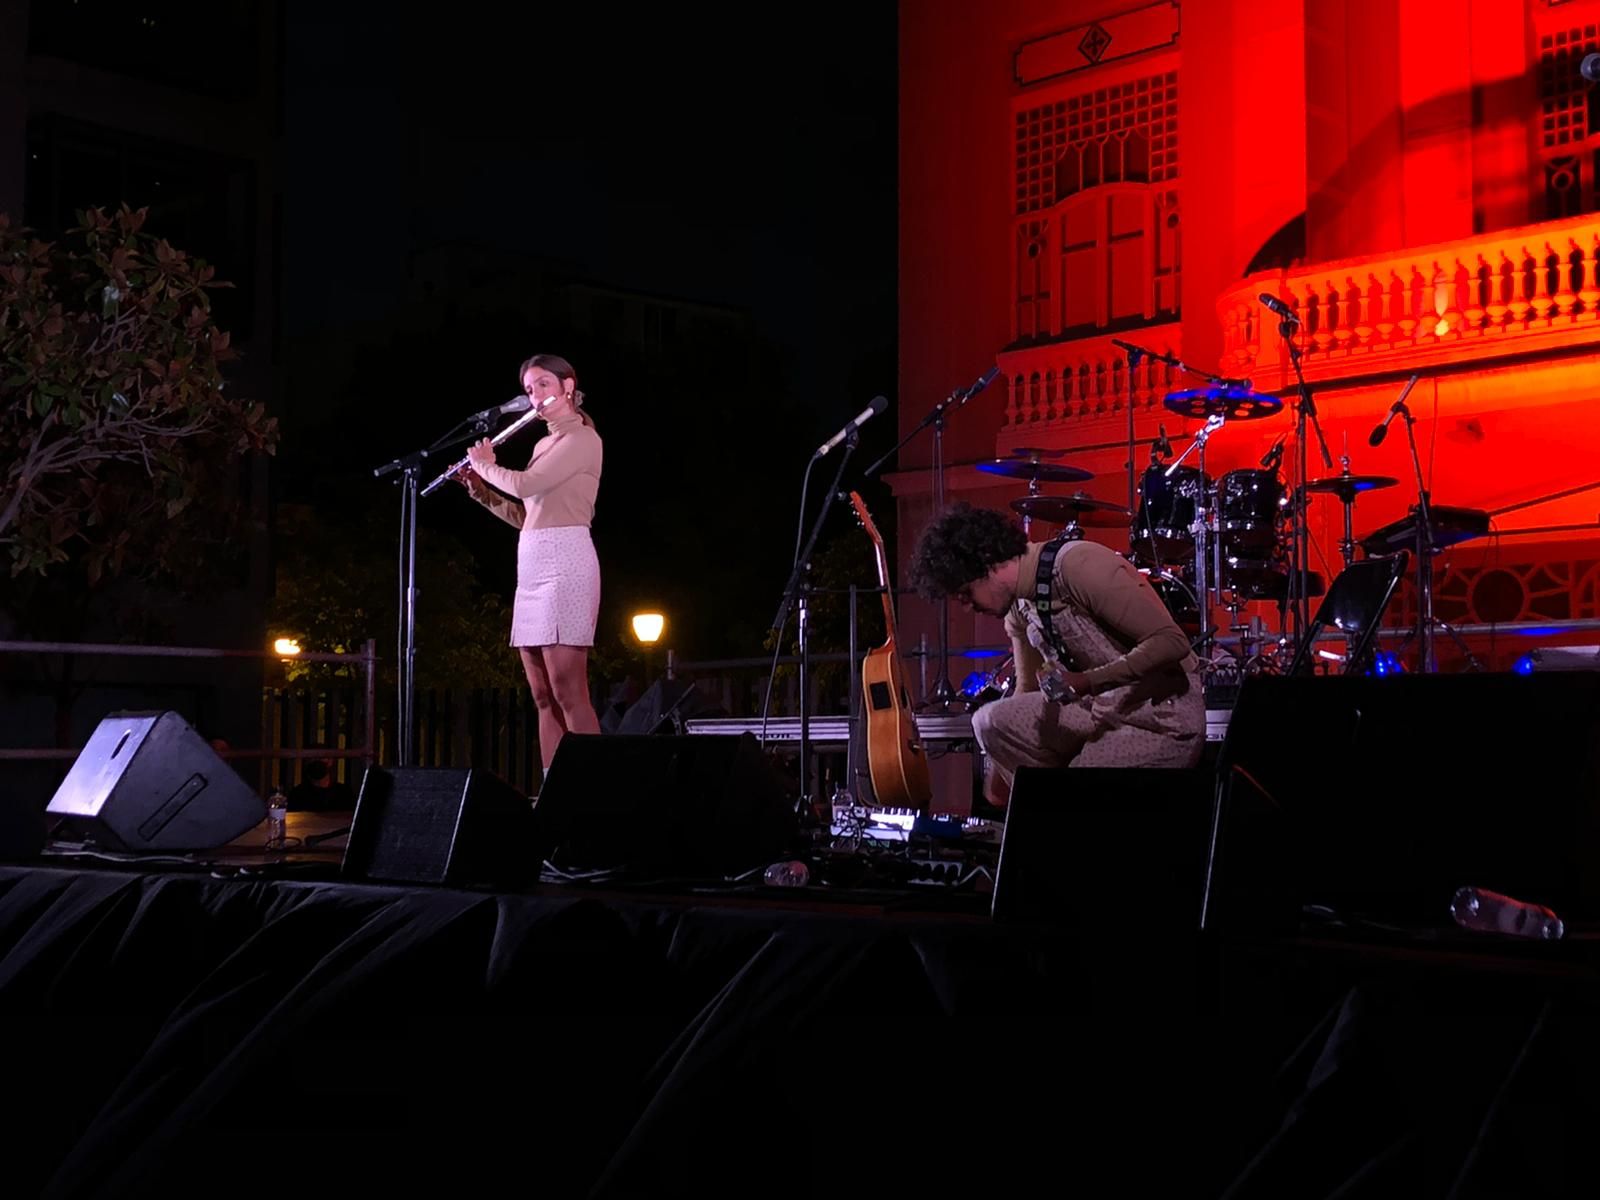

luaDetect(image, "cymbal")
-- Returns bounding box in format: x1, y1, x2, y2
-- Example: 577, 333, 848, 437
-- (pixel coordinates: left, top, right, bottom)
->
1163, 386, 1284, 421
1300, 473, 1400, 499
1006, 446, 1069, 459
976, 459, 1093, 482
1011, 493, 1130, 527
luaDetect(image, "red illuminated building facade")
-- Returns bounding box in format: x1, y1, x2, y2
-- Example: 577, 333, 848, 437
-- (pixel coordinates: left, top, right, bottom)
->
894, 0, 1600, 675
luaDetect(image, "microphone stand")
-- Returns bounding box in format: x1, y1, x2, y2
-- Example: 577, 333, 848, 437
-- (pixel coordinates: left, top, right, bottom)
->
864, 372, 992, 711
1390, 398, 1439, 673
772, 430, 861, 817
1275, 319, 1332, 644
372, 414, 496, 766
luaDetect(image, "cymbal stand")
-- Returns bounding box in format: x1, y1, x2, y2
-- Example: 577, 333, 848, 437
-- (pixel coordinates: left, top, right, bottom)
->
1164, 412, 1225, 657
1112, 337, 1251, 566
1332, 456, 1360, 569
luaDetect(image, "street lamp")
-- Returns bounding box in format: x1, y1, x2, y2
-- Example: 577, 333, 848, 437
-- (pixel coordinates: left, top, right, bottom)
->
273, 637, 302, 658
631, 612, 665, 684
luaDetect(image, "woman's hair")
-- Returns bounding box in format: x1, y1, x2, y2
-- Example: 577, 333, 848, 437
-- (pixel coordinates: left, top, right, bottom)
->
520, 353, 594, 427
908, 502, 1028, 599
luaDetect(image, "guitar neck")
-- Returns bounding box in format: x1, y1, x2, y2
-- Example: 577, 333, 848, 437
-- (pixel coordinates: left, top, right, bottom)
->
847, 490, 902, 645
872, 544, 898, 643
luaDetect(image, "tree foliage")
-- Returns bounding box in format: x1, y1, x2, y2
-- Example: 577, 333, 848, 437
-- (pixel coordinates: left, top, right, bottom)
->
0, 206, 277, 584
268, 499, 527, 695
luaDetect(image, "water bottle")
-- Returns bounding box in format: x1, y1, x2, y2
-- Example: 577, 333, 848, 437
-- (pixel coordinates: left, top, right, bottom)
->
763, 860, 810, 888
265, 790, 288, 851
1450, 886, 1565, 940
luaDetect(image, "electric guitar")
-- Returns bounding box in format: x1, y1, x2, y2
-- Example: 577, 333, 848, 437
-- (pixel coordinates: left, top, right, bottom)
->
848, 491, 933, 811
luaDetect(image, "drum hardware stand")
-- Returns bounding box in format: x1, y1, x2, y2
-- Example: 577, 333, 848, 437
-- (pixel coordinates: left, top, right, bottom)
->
1224, 606, 1271, 673
1270, 311, 1334, 657
1164, 412, 1226, 658
1333, 454, 1359, 569
864, 365, 1001, 711
1112, 337, 1250, 564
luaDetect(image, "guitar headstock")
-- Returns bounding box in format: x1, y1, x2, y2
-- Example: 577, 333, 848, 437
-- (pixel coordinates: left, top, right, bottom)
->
847, 490, 884, 550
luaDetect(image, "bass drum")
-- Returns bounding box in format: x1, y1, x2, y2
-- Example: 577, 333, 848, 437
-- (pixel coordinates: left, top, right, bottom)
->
1140, 569, 1202, 634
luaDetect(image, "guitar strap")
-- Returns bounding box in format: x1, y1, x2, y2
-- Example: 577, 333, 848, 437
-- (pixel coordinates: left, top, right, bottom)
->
1031, 533, 1075, 663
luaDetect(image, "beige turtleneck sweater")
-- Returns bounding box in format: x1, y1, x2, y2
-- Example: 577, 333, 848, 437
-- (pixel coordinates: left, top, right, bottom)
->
464, 406, 603, 530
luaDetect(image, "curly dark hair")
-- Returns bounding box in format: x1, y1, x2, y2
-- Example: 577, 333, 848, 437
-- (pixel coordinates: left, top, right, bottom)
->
908, 502, 1029, 599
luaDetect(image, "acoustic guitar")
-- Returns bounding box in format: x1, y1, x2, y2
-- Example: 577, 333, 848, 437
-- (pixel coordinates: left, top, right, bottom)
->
847, 491, 933, 811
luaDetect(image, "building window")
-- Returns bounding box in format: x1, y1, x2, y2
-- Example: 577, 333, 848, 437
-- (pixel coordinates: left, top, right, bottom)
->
1536, 19, 1600, 216
1014, 71, 1177, 217
1011, 71, 1180, 343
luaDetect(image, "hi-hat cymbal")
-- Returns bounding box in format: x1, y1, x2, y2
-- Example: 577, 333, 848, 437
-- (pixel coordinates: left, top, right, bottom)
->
1010, 493, 1130, 527
1300, 473, 1400, 499
1163, 386, 1284, 421
976, 459, 1093, 482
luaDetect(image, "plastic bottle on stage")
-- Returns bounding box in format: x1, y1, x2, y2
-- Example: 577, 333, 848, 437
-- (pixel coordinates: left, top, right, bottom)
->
265, 790, 288, 852
1449, 886, 1565, 940
763, 860, 810, 888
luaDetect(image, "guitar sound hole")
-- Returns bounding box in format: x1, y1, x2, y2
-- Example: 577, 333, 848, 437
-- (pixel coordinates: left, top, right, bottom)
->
869, 682, 893, 710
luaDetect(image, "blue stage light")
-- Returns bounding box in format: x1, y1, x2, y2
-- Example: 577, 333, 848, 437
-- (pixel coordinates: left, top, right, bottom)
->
1368, 650, 1406, 677
1513, 653, 1537, 676
959, 670, 989, 697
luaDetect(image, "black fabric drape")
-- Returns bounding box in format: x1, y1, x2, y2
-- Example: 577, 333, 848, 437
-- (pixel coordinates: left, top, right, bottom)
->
4, 865, 1596, 1198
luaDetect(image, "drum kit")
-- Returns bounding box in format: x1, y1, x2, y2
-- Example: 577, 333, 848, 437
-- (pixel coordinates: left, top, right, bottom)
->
973, 382, 1420, 677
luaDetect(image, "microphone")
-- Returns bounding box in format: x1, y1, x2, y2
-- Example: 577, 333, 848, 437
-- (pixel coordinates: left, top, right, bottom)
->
1258, 293, 1299, 325
1368, 374, 1420, 447
817, 394, 888, 457
1151, 423, 1173, 461
469, 395, 534, 423
1583, 52, 1600, 83
1259, 433, 1287, 470
958, 365, 1001, 401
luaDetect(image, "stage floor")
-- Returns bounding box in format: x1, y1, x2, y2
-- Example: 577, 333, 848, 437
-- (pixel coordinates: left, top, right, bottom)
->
6, 817, 1600, 1197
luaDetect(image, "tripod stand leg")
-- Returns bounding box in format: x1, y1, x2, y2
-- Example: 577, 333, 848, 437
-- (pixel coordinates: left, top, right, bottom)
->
1434, 620, 1486, 672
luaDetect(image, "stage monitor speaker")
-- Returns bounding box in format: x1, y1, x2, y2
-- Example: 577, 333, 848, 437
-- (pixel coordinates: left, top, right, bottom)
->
532, 732, 794, 878
342, 766, 537, 888
992, 767, 1213, 927
1203, 674, 1600, 933
45, 711, 264, 851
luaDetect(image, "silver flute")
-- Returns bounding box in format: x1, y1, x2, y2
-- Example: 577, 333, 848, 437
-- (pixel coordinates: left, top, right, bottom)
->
420, 399, 550, 497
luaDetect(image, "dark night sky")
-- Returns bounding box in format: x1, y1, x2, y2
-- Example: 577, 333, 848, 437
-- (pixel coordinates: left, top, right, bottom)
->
278, 8, 900, 662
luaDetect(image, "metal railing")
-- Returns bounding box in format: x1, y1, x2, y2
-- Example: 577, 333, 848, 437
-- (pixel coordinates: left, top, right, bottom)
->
0, 639, 378, 787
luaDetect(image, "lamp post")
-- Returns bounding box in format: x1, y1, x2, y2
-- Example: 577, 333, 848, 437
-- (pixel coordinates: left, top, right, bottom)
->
631, 612, 665, 684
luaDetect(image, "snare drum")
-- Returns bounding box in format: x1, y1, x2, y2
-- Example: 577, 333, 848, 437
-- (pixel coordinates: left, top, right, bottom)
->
1217, 469, 1284, 556
1131, 465, 1208, 564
